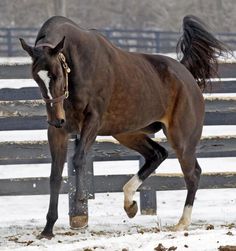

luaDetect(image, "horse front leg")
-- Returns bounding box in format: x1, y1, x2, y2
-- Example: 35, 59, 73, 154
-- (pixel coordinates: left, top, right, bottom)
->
70, 111, 99, 229
39, 126, 68, 239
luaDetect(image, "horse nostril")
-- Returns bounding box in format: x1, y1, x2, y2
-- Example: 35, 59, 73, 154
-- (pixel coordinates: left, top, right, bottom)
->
47, 119, 65, 128
60, 119, 65, 125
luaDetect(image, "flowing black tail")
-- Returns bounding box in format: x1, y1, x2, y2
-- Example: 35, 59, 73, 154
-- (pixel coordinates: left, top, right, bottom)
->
177, 15, 229, 90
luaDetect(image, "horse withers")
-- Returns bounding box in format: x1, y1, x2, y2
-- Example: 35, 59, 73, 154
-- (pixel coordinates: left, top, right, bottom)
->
20, 15, 228, 239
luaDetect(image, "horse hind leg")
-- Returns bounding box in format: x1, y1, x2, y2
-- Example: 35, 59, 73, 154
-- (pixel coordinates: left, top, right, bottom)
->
167, 126, 202, 231
114, 132, 168, 218
175, 154, 201, 231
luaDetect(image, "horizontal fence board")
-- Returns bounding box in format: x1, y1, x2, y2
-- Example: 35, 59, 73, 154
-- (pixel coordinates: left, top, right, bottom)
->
205, 99, 236, 111
1, 172, 236, 196
0, 116, 47, 130
0, 87, 41, 100
0, 177, 69, 196
94, 173, 236, 193
0, 63, 236, 80
218, 63, 236, 78
204, 81, 236, 93
0, 81, 235, 101
0, 99, 234, 130
205, 111, 236, 125
0, 137, 235, 165
1, 99, 235, 112
0, 65, 31, 79
0, 112, 234, 131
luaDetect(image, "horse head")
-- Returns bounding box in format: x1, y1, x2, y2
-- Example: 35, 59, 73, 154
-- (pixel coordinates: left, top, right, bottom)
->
20, 37, 70, 128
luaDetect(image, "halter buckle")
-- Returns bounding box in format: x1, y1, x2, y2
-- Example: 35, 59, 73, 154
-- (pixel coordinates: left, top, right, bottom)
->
65, 91, 69, 98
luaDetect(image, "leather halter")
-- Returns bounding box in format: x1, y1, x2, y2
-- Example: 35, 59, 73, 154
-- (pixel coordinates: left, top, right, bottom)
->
35, 43, 71, 104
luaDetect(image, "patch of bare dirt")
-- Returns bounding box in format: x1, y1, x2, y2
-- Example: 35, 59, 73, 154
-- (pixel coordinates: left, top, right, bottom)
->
218, 246, 236, 251
154, 243, 177, 251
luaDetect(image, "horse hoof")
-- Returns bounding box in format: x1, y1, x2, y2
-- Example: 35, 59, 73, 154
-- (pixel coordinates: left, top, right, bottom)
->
37, 232, 54, 240
171, 223, 188, 232
70, 215, 88, 229
124, 201, 138, 218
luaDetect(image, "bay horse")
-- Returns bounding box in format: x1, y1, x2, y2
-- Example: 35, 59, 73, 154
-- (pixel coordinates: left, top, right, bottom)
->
20, 15, 227, 239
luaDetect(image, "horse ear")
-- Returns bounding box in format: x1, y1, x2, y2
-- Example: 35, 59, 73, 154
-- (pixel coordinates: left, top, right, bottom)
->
51, 37, 65, 55
19, 38, 34, 57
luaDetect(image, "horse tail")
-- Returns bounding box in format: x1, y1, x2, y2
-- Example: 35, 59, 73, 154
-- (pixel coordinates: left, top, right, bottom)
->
177, 15, 229, 90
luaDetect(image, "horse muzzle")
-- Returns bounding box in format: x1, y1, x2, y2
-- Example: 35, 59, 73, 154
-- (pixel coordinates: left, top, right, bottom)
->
48, 118, 65, 128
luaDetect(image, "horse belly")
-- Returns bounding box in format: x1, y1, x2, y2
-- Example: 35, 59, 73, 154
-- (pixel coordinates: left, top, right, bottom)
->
98, 97, 165, 135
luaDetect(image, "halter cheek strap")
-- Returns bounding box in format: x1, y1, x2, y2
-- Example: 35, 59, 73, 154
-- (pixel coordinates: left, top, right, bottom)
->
35, 43, 71, 104
42, 52, 71, 104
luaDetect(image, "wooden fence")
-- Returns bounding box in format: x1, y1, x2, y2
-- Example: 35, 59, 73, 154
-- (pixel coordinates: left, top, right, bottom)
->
1, 28, 236, 56
0, 60, 236, 218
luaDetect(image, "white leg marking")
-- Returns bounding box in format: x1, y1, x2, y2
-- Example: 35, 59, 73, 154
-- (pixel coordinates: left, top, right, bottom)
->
123, 174, 142, 207
175, 205, 193, 231
38, 70, 52, 99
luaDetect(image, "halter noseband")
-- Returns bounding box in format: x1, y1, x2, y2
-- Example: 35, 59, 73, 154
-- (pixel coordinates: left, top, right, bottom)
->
35, 43, 71, 104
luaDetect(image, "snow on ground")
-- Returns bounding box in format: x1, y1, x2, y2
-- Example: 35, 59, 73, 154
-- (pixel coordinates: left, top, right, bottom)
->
0, 157, 235, 250
0, 189, 235, 251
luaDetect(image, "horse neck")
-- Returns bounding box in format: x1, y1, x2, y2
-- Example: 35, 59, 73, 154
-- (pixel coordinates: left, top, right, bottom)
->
65, 29, 100, 76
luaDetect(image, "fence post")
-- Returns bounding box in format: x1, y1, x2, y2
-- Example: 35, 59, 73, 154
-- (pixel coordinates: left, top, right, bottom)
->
155, 31, 161, 53
67, 135, 94, 229
139, 156, 157, 215
6, 29, 13, 57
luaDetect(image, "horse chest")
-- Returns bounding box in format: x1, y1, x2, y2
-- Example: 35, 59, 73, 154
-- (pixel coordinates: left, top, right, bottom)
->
64, 106, 84, 133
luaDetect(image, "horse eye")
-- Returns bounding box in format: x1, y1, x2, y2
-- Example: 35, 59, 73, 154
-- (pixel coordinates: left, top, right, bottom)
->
48, 74, 56, 81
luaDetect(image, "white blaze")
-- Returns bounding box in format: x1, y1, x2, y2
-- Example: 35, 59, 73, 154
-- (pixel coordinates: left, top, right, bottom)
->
37, 70, 52, 99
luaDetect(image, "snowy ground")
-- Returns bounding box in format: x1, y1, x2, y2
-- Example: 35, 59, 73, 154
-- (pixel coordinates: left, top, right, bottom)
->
0, 189, 235, 251
0, 157, 235, 250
